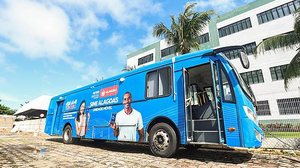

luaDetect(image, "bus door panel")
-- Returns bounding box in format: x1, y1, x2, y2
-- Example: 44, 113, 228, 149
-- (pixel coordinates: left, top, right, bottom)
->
52, 101, 64, 135
210, 61, 224, 144
183, 68, 193, 142
218, 63, 242, 147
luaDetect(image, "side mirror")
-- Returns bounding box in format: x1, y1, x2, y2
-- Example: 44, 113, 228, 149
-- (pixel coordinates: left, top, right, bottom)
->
239, 51, 250, 69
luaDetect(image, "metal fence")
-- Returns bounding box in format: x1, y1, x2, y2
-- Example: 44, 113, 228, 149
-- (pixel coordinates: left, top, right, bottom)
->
259, 119, 300, 150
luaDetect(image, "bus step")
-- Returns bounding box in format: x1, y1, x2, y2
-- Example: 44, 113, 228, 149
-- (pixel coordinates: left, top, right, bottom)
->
193, 120, 224, 131
193, 131, 223, 143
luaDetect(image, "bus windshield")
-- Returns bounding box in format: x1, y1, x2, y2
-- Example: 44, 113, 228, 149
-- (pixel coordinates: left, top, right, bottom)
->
230, 62, 256, 104
219, 53, 256, 104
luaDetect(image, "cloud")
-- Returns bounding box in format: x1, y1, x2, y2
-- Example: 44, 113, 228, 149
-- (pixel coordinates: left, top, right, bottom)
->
0, 0, 162, 86
89, 38, 101, 51
117, 44, 137, 64
0, 41, 19, 53
0, 76, 7, 85
0, 52, 5, 64
61, 55, 85, 70
0, 52, 16, 72
190, 0, 238, 13
106, 32, 123, 45
0, 0, 70, 59
81, 61, 102, 82
52, 0, 162, 27
243, 0, 255, 3
139, 27, 160, 47
0, 93, 20, 102
81, 61, 121, 82
92, 0, 162, 26
70, 10, 108, 43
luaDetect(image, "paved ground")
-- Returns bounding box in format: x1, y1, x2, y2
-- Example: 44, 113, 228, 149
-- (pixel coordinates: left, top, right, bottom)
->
0, 132, 300, 168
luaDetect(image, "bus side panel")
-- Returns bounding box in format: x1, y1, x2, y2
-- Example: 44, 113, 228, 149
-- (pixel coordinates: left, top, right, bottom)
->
222, 63, 242, 147
88, 80, 120, 140
222, 102, 241, 147
61, 90, 94, 138
44, 114, 53, 135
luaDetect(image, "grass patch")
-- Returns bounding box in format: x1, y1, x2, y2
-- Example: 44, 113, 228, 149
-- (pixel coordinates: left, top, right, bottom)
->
264, 131, 300, 138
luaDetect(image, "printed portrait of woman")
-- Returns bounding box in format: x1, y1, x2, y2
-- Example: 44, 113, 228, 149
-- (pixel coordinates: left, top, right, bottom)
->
75, 100, 90, 137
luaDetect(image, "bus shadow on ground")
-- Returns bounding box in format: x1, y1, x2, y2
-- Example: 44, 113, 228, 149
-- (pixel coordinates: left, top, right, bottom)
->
175, 148, 253, 163
47, 138, 252, 164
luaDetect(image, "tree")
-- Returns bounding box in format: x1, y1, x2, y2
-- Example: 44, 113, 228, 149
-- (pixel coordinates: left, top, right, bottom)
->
256, 9, 300, 89
0, 103, 15, 115
122, 65, 136, 71
153, 3, 214, 55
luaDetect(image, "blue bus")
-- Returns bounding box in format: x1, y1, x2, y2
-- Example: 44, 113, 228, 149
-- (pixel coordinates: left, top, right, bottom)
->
45, 46, 263, 157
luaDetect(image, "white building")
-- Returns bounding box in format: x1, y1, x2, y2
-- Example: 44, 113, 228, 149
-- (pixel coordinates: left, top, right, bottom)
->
127, 0, 300, 124
11, 95, 51, 133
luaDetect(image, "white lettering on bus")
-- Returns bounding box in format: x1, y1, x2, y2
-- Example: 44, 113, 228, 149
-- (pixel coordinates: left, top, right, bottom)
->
89, 97, 119, 108
92, 106, 113, 112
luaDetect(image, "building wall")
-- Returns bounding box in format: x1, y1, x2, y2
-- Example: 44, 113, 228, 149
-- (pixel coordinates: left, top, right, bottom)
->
11, 118, 46, 133
126, 0, 300, 121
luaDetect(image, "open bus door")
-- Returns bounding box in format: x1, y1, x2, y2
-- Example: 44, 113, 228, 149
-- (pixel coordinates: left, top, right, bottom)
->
210, 60, 225, 144
183, 68, 193, 142
183, 63, 225, 144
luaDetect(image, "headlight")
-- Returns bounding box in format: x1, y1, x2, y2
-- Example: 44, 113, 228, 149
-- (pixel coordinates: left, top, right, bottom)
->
243, 106, 258, 125
255, 129, 262, 142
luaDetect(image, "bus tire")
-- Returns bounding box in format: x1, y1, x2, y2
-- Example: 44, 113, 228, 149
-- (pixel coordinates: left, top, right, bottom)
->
63, 125, 74, 144
149, 123, 178, 157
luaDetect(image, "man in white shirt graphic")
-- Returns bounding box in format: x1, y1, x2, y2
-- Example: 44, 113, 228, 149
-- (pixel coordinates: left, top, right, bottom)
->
111, 92, 144, 142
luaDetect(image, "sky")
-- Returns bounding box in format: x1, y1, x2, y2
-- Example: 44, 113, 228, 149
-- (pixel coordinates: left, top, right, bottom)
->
0, 0, 254, 110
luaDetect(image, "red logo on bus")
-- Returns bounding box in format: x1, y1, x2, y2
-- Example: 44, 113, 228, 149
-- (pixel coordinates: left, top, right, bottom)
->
100, 85, 119, 98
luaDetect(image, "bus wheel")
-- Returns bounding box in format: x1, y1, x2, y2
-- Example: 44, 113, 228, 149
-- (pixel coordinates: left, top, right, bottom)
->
149, 123, 178, 157
63, 125, 73, 144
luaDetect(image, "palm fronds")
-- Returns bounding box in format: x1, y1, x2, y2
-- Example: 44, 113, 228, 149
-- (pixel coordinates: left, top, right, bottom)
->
256, 9, 300, 88
152, 3, 214, 54
284, 50, 300, 89
255, 32, 300, 56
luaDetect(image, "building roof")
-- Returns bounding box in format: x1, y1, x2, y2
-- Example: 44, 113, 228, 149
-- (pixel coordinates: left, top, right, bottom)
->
14, 95, 52, 116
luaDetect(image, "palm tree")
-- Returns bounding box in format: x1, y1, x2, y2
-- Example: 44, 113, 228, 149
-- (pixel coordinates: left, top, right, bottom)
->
153, 3, 214, 55
256, 9, 300, 89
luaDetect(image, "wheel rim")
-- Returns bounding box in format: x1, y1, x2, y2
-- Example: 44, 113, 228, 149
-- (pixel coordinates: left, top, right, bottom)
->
153, 129, 169, 151
64, 129, 70, 141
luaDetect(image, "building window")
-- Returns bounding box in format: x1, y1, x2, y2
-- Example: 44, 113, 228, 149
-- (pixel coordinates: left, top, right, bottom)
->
256, 100, 271, 116
223, 42, 256, 60
270, 64, 288, 81
240, 69, 264, 85
146, 67, 171, 98
138, 53, 153, 66
218, 17, 252, 38
277, 97, 300, 115
257, 0, 300, 25
161, 45, 176, 58
199, 33, 209, 44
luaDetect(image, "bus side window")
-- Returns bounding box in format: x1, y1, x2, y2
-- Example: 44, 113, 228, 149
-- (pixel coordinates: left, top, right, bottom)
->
146, 67, 171, 98
220, 67, 234, 102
